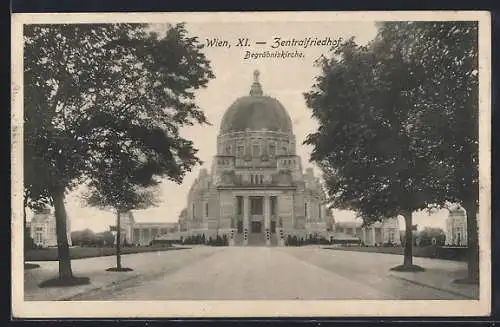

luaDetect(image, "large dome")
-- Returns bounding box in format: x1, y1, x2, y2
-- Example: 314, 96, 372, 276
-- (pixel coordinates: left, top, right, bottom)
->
219, 70, 293, 134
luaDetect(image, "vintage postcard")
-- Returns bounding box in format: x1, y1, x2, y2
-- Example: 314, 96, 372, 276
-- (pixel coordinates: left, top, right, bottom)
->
11, 11, 491, 318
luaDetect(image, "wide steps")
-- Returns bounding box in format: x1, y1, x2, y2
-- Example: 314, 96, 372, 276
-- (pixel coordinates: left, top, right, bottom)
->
247, 232, 265, 246
233, 233, 243, 245
232, 232, 280, 246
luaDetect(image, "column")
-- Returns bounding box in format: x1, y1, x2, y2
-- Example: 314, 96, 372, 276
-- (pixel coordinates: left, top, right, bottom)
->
229, 196, 236, 246
149, 228, 152, 245
139, 228, 143, 246
362, 228, 367, 245
305, 201, 309, 222
264, 195, 271, 246
232, 196, 237, 230
243, 195, 249, 246
371, 227, 376, 246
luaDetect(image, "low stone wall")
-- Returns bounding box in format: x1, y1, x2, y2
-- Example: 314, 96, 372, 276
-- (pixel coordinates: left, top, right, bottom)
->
325, 245, 468, 261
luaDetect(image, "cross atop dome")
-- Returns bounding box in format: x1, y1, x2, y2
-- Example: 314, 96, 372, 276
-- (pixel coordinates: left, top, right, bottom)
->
253, 69, 260, 83
250, 69, 263, 96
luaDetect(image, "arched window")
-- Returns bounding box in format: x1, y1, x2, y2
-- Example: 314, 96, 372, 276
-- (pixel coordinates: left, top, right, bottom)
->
271, 196, 277, 215
304, 202, 308, 218
236, 196, 243, 215
253, 144, 260, 156
250, 174, 254, 184
205, 203, 209, 217
269, 143, 276, 156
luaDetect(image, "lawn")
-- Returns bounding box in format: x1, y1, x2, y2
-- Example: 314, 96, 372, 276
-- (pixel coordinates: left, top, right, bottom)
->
323, 245, 468, 261
25, 245, 189, 261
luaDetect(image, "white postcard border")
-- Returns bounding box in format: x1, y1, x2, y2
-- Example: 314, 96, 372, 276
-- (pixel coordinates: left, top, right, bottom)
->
11, 11, 492, 318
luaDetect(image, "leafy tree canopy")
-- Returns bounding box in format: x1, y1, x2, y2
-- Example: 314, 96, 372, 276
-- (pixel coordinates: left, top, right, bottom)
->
24, 22, 215, 206
23, 22, 215, 280
304, 22, 478, 225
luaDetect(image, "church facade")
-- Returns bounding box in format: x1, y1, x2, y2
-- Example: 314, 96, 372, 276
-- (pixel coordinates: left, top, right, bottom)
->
445, 208, 468, 246
177, 71, 331, 246
29, 207, 72, 248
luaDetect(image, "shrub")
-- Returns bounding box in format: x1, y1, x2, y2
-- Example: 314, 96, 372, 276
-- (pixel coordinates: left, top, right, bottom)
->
206, 234, 229, 246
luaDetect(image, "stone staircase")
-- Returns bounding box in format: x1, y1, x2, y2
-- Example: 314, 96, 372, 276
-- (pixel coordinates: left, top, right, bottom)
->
270, 233, 279, 246
232, 232, 280, 246
247, 232, 266, 246
233, 233, 244, 246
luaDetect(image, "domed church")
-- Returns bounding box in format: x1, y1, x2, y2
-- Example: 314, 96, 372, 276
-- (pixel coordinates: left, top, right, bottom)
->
177, 70, 331, 246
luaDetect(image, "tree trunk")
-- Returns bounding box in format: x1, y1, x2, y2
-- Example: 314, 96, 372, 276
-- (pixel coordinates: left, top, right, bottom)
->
53, 190, 74, 280
116, 210, 122, 270
403, 211, 413, 266
23, 205, 27, 262
464, 201, 479, 283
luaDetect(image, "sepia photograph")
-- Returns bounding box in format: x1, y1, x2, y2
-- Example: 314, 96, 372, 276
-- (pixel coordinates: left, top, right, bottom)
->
11, 11, 491, 317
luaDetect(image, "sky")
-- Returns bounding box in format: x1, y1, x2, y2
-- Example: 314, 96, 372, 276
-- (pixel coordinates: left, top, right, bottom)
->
26, 20, 450, 232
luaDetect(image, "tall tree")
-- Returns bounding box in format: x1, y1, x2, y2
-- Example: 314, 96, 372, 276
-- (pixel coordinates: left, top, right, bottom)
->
393, 22, 479, 283
24, 24, 98, 285
24, 23, 214, 284
85, 180, 159, 271
304, 22, 479, 276
304, 34, 435, 272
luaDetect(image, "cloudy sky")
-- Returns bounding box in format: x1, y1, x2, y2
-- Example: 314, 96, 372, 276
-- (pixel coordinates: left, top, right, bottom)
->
27, 20, 450, 232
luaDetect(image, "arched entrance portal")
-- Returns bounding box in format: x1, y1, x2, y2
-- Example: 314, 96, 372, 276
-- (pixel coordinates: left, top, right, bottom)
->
250, 196, 263, 234
233, 193, 280, 246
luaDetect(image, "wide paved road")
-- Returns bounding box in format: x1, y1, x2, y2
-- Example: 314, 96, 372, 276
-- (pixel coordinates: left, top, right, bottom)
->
61, 246, 472, 301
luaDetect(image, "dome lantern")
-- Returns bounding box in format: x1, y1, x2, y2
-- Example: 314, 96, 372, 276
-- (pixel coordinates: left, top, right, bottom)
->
249, 69, 263, 96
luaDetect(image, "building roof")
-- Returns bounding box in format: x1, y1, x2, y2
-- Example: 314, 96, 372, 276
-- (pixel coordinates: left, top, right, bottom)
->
448, 209, 466, 220
219, 70, 293, 134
